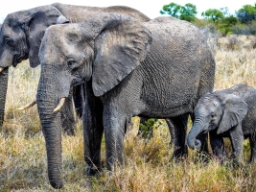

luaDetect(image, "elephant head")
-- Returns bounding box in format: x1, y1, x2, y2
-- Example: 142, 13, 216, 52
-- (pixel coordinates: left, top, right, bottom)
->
37, 14, 151, 188
0, 6, 68, 128
187, 92, 248, 150
0, 5, 69, 69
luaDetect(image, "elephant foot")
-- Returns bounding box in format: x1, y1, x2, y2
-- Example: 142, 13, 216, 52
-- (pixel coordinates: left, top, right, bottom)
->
85, 165, 101, 176
249, 158, 256, 164
171, 146, 188, 162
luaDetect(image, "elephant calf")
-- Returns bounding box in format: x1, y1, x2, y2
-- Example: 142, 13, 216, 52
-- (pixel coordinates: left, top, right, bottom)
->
187, 84, 256, 164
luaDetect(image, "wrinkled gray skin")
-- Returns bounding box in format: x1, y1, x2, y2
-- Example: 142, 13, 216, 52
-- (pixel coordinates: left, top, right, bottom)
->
187, 84, 256, 164
37, 14, 215, 188
0, 3, 150, 134
0, 2, 190, 166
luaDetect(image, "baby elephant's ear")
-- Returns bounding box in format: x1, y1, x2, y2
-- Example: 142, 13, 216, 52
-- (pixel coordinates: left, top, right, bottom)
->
92, 17, 152, 97
217, 94, 248, 134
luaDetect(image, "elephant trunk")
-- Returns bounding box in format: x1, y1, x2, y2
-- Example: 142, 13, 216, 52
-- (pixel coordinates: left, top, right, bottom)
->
0, 68, 8, 128
187, 122, 204, 150
37, 78, 63, 189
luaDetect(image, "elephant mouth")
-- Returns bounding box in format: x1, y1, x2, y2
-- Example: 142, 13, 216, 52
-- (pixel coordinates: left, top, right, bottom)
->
13, 52, 29, 67
207, 124, 216, 133
203, 129, 209, 134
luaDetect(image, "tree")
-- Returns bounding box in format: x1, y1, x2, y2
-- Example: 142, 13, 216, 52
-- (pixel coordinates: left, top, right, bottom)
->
160, 2, 182, 18
201, 9, 224, 22
160, 2, 197, 22
236, 4, 256, 23
219, 15, 239, 35
180, 3, 197, 22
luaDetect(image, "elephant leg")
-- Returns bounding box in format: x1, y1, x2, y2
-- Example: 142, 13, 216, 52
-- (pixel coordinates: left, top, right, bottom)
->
60, 89, 76, 136
166, 118, 175, 146
82, 82, 104, 175
229, 124, 244, 164
249, 135, 256, 163
209, 130, 225, 163
73, 85, 83, 119
103, 109, 126, 171
0, 68, 8, 129
171, 114, 188, 160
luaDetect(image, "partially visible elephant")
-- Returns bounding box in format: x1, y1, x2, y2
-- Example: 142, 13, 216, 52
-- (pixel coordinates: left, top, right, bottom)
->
0, 3, 151, 135
37, 14, 215, 188
187, 84, 256, 164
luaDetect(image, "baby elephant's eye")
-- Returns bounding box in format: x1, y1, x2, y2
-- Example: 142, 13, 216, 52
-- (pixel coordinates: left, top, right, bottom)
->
210, 112, 216, 118
67, 59, 75, 68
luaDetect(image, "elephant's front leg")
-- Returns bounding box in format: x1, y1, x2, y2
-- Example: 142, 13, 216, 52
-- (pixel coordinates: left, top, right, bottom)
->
103, 107, 126, 171
210, 130, 225, 163
0, 68, 8, 129
82, 82, 104, 175
229, 124, 244, 164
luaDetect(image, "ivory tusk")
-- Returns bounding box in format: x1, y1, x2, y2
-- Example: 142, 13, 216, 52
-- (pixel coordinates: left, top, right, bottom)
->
18, 100, 37, 110
0, 67, 3, 73
53, 98, 66, 113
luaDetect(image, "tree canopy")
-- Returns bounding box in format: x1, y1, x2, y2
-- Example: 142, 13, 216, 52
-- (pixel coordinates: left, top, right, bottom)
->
160, 2, 256, 35
236, 4, 256, 23
201, 9, 224, 22
160, 2, 197, 22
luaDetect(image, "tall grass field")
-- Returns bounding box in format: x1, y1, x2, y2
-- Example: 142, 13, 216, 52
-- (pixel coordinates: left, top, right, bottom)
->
1, 34, 256, 191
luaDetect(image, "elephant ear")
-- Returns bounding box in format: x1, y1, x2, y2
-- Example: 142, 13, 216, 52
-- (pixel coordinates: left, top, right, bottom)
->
217, 94, 248, 134
92, 16, 152, 97
27, 6, 68, 68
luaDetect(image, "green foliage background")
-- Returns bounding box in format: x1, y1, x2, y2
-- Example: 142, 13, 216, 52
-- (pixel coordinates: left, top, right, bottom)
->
160, 2, 256, 36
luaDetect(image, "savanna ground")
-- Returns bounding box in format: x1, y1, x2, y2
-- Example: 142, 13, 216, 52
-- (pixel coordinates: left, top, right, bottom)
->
1, 34, 256, 191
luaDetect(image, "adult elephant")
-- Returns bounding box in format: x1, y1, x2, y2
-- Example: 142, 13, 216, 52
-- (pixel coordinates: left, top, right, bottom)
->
0, 3, 190, 163
37, 14, 215, 188
0, 3, 149, 135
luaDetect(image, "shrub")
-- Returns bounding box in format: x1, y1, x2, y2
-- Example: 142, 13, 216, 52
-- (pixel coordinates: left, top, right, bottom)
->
226, 35, 241, 51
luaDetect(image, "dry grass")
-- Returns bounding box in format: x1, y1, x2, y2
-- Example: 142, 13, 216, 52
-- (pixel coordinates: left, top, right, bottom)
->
1, 35, 256, 191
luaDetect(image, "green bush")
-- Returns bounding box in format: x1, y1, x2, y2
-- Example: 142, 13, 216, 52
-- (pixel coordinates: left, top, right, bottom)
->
232, 20, 256, 35
138, 118, 162, 139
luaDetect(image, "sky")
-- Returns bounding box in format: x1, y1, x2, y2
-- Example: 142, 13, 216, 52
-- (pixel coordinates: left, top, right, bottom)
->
0, 0, 256, 23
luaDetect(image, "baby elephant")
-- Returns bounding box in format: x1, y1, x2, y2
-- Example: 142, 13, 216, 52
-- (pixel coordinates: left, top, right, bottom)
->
187, 84, 256, 163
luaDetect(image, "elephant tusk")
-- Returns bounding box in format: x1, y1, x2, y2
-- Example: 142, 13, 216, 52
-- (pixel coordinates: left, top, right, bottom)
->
53, 98, 66, 113
0, 67, 3, 73
18, 99, 37, 110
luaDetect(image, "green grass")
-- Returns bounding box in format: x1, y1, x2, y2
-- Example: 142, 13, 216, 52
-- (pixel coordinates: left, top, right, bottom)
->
1, 34, 256, 191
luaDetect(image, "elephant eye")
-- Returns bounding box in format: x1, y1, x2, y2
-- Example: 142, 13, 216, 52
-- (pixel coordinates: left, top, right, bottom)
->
67, 59, 76, 69
6, 38, 14, 46
210, 112, 216, 118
